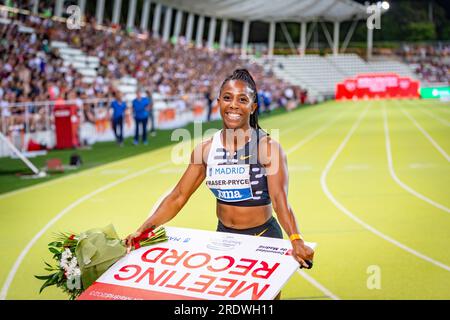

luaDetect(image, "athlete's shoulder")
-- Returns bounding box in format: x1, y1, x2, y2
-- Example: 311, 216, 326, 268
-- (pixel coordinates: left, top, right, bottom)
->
258, 131, 285, 165
198, 135, 214, 151
258, 131, 281, 150
191, 135, 214, 165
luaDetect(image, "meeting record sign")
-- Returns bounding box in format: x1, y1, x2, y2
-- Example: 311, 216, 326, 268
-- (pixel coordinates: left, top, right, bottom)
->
78, 226, 316, 300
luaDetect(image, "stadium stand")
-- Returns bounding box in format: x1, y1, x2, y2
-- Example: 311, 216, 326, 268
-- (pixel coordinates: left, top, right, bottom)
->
50, 41, 100, 83
251, 53, 420, 100
368, 60, 417, 79
400, 44, 450, 86
326, 53, 373, 76
0, 11, 302, 156
1, 0, 436, 155
1, 14, 294, 105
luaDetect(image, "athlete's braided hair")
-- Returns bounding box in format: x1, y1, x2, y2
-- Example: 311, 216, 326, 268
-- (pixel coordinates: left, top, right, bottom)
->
220, 68, 262, 130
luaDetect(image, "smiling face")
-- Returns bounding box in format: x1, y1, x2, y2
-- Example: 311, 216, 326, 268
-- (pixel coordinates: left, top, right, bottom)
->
218, 79, 257, 130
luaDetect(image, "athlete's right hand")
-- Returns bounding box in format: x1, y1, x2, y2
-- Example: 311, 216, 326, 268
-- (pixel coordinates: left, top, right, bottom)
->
124, 231, 142, 254
292, 240, 314, 269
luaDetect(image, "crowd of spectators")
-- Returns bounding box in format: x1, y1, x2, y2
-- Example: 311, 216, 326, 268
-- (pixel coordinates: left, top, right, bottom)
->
0, 10, 302, 138
400, 44, 450, 85
0, 18, 84, 133
48, 15, 295, 106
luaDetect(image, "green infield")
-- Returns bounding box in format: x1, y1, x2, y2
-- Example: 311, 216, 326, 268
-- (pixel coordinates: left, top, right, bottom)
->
0, 99, 449, 300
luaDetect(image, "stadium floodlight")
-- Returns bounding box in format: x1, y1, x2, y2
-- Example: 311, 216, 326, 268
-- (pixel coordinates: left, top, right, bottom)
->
381, 1, 390, 10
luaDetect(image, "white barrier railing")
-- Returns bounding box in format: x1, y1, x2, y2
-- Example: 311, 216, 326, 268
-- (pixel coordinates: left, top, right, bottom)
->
0, 95, 217, 158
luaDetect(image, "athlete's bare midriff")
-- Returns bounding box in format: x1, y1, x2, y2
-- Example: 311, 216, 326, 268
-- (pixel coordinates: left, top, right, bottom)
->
216, 202, 272, 229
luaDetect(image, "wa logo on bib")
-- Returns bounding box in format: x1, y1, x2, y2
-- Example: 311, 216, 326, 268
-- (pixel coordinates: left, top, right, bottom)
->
218, 190, 242, 199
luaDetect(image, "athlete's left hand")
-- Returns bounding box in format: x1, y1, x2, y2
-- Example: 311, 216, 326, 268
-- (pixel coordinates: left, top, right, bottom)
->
291, 240, 314, 269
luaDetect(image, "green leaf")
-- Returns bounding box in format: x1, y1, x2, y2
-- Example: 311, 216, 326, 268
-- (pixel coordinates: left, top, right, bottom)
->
49, 247, 60, 255
35, 274, 52, 280
48, 241, 63, 247
37, 272, 60, 293
43, 261, 56, 270
51, 273, 60, 281
39, 278, 54, 294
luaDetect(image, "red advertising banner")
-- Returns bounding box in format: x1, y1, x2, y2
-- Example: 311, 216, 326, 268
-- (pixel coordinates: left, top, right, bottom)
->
78, 227, 316, 300
335, 73, 420, 100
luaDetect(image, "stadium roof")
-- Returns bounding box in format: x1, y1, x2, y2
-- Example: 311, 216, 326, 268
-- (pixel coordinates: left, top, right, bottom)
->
156, 0, 368, 22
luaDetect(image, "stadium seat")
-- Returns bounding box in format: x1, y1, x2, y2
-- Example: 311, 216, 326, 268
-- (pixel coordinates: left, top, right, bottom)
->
50, 41, 69, 49
51, 41, 100, 86
252, 53, 420, 100
326, 54, 373, 76
368, 61, 417, 79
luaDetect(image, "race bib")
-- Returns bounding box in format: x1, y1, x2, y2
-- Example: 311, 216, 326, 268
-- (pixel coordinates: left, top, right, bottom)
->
206, 164, 253, 202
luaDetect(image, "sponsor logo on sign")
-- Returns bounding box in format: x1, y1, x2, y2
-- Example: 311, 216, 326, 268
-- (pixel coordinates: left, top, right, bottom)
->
256, 245, 290, 255
399, 79, 410, 89
345, 81, 356, 91
207, 236, 242, 251
168, 236, 192, 243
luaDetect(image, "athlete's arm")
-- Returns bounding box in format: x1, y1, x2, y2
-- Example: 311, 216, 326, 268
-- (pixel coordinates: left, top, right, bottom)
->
259, 136, 314, 268
124, 140, 209, 252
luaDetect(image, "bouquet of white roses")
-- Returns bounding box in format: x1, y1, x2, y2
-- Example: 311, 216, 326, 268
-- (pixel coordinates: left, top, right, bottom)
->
35, 225, 167, 300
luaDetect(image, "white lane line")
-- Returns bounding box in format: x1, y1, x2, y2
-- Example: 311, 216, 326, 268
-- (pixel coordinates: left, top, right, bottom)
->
0, 161, 170, 300
1, 130, 218, 299
289, 165, 313, 172
400, 107, 450, 161
383, 105, 450, 213
409, 162, 438, 169
343, 164, 370, 171
417, 106, 450, 127
0, 147, 167, 200
0, 167, 96, 200
148, 182, 341, 299
264, 108, 318, 124
145, 185, 342, 301
439, 108, 450, 115
261, 104, 330, 129
279, 108, 331, 136
158, 168, 186, 174
296, 270, 340, 300
0, 107, 343, 300
100, 169, 131, 175
430, 105, 450, 115
282, 108, 345, 300
0, 107, 328, 201
321, 103, 450, 272
148, 110, 344, 300
286, 110, 346, 155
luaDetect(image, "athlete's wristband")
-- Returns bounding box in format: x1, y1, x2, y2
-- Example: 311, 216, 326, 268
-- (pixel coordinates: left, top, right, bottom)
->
289, 233, 304, 242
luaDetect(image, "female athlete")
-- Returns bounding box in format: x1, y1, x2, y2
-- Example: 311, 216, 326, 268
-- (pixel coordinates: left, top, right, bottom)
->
125, 69, 314, 294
